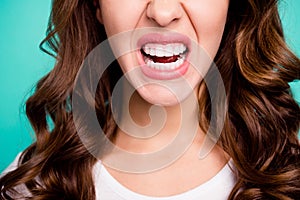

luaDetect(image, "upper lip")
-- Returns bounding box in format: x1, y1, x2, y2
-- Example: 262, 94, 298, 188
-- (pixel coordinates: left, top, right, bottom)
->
137, 32, 191, 50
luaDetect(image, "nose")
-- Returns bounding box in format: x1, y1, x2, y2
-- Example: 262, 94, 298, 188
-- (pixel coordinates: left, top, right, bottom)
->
146, 0, 182, 27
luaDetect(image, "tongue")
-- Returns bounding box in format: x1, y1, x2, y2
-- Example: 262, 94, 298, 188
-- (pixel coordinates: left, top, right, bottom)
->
151, 55, 179, 63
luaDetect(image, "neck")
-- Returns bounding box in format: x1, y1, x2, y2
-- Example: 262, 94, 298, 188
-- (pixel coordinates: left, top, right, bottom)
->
113, 79, 204, 153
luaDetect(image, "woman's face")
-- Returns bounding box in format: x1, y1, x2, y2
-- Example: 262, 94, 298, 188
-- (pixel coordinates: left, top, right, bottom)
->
97, 0, 229, 106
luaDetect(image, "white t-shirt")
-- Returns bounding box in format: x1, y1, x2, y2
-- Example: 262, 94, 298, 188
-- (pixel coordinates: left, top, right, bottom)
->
2, 153, 236, 200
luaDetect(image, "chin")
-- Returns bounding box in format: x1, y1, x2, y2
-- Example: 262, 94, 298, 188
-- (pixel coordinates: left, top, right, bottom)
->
136, 85, 191, 107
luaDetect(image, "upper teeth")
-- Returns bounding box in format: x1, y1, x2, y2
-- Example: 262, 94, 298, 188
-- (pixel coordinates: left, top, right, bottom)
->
142, 43, 187, 57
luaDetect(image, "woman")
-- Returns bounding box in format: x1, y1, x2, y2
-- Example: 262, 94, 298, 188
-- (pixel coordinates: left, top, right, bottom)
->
1, 0, 299, 199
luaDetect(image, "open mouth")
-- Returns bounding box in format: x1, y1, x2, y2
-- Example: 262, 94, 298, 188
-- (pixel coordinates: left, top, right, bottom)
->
141, 43, 188, 71
136, 33, 191, 80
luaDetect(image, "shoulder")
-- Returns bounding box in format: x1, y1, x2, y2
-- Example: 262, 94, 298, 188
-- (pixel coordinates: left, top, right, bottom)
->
0, 152, 31, 198
1, 152, 22, 176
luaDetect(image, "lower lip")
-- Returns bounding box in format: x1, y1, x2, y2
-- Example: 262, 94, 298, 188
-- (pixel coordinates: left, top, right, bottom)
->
137, 51, 190, 80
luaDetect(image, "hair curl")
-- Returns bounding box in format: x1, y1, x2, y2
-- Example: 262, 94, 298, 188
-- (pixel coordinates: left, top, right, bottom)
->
1, 0, 299, 199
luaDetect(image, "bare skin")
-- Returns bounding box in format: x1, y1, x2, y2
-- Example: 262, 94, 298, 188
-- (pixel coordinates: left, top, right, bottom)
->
98, 0, 230, 196
103, 89, 229, 197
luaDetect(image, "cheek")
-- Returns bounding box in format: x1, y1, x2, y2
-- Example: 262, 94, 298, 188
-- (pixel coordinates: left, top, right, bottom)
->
186, 0, 229, 57
100, 1, 145, 36
101, 14, 127, 36
99, 3, 144, 72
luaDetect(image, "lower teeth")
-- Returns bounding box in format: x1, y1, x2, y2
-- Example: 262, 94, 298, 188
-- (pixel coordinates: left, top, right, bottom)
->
145, 55, 185, 71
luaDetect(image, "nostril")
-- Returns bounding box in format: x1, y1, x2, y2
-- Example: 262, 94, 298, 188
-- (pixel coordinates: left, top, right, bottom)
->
146, 0, 182, 27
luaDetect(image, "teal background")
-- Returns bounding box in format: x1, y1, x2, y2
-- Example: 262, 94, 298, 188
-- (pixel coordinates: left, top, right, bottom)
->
0, 1, 299, 172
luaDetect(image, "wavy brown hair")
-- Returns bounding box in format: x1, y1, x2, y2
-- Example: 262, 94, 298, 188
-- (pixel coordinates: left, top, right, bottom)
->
1, 0, 299, 199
